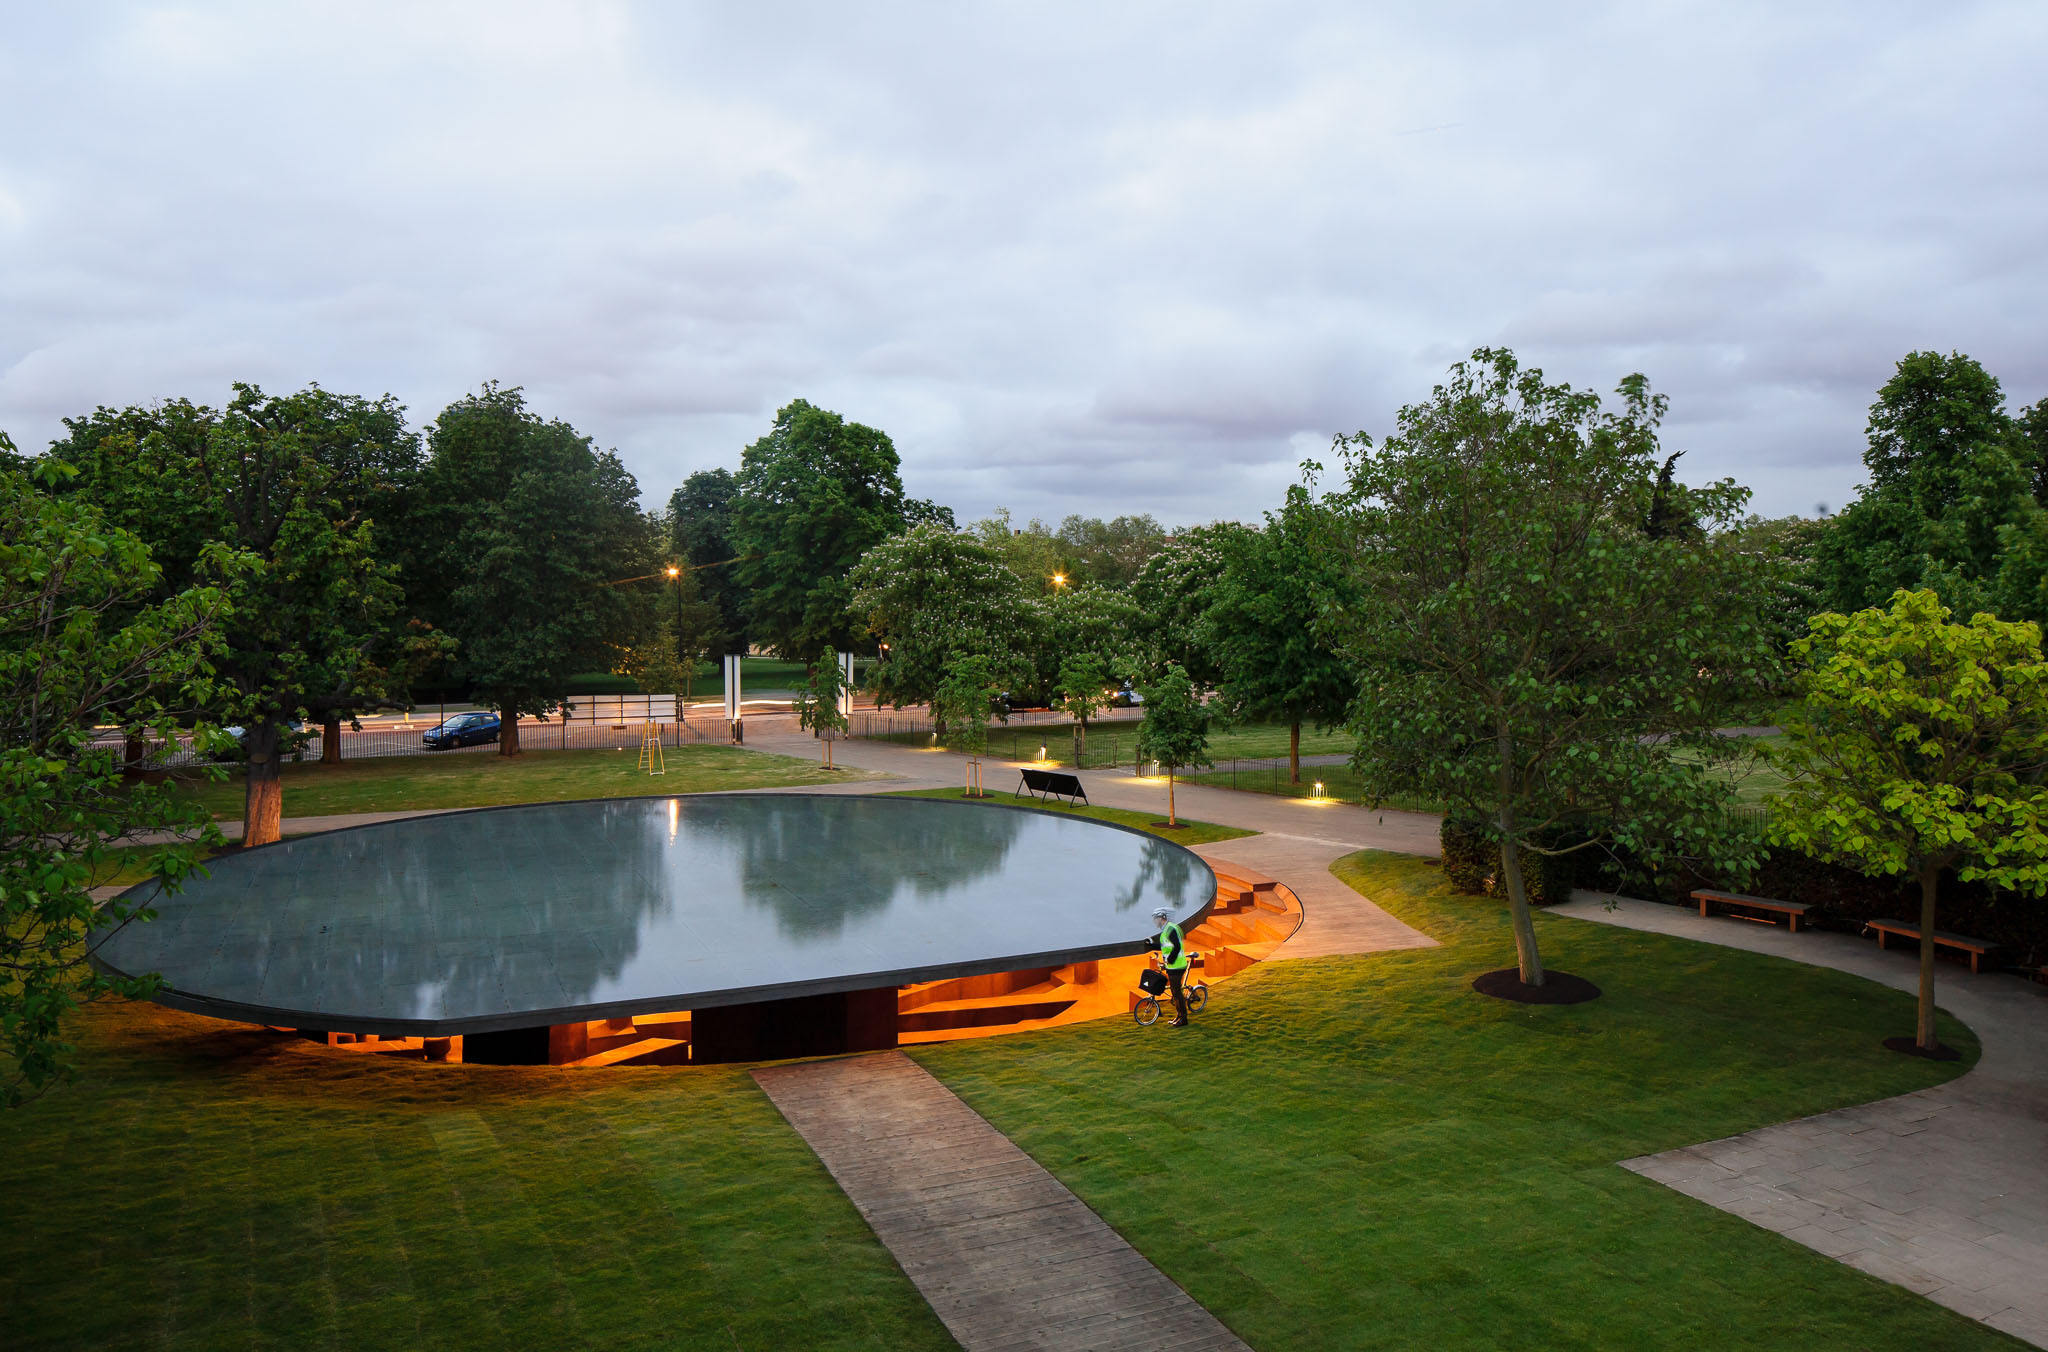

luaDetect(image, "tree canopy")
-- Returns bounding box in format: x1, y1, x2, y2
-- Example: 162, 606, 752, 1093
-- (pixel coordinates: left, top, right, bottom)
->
848, 523, 1032, 714
1816, 351, 2037, 623
1201, 487, 1357, 783
53, 384, 425, 845
1325, 348, 1776, 986
666, 468, 744, 655
1770, 589, 2048, 1051
1, 465, 231, 1104
1136, 663, 1213, 827
731, 399, 910, 657
413, 384, 656, 754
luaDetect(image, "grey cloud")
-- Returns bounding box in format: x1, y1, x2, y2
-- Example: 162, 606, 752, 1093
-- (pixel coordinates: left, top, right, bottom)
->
2, 1, 2045, 528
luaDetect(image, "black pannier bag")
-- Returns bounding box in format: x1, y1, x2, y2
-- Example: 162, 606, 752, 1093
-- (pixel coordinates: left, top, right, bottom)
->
1138, 968, 1167, 996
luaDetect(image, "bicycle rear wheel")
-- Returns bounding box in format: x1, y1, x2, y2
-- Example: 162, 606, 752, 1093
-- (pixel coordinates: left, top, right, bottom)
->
1187, 983, 1209, 1014
1133, 997, 1161, 1026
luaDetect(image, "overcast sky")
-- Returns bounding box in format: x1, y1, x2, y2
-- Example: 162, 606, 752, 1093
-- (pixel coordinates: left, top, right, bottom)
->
3, 3, 2044, 526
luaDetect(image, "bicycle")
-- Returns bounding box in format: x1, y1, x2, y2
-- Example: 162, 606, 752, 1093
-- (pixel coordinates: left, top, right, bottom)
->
1132, 953, 1208, 1026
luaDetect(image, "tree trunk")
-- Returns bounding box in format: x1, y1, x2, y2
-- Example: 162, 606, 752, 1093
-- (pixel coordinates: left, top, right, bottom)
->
322, 715, 342, 764
1917, 861, 1941, 1051
1073, 716, 1086, 768
1289, 720, 1301, 785
498, 696, 522, 756
123, 735, 145, 779
1494, 717, 1545, 986
242, 720, 284, 849
1167, 769, 1177, 826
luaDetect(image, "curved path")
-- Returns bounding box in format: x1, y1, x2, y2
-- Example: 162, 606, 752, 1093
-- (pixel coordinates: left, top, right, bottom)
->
1553, 891, 2048, 1348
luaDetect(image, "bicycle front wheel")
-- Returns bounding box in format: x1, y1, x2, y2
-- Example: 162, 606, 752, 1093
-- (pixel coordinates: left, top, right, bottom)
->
1133, 997, 1161, 1027
1187, 984, 1209, 1014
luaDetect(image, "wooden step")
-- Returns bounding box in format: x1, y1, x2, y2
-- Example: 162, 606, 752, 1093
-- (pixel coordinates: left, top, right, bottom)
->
570, 1036, 690, 1068
899, 998, 1077, 1033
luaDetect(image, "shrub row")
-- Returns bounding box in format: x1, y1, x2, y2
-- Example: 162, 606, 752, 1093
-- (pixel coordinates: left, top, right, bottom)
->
1628, 847, 2048, 969
1440, 813, 2048, 967
1438, 818, 1590, 908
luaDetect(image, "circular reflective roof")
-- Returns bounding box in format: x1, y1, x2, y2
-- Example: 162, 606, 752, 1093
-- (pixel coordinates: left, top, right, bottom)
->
94, 795, 1216, 1035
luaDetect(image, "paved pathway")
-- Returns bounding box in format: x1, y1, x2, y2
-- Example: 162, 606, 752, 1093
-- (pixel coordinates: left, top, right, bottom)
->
1192, 834, 1436, 960
754, 1051, 1251, 1352
1553, 891, 2048, 1349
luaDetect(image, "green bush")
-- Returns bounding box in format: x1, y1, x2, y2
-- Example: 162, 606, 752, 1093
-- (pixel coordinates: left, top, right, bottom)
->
1439, 818, 1493, 895
1441, 817, 1589, 906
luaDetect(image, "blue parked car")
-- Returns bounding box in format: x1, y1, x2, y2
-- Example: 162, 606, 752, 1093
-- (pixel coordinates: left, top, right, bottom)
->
423, 711, 500, 749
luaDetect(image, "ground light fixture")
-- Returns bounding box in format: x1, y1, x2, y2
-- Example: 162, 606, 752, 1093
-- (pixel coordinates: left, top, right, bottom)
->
1313, 781, 1326, 799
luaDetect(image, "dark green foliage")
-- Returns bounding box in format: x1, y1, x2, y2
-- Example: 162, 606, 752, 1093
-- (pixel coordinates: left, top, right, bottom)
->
732, 399, 911, 657
1439, 818, 1493, 894
1440, 817, 1589, 906
1816, 351, 2039, 622
413, 384, 656, 751
54, 384, 433, 842
1200, 487, 1357, 784
849, 523, 1033, 712
1, 468, 231, 1103
1128, 524, 1235, 685
1326, 348, 1777, 983
665, 468, 745, 653
1053, 513, 1169, 589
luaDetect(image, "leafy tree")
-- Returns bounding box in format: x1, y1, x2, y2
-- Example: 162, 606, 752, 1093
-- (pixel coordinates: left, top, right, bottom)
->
1729, 513, 1832, 671
848, 523, 1032, 714
1816, 352, 2032, 622
1129, 525, 1237, 685
731, 399, 910, 657
1026, 580, 1140, 706
969, 509, 1068, 593
1325, 349, 1777, 986
414, 384, 657, 755
1137, 664, 1213, 827
2020, 397, 2048, 505
1201, 487, 1358, 783
1055, 653, 1114, 764
793, 656, 851, 767
1770, 590, 2048, 1052
1, 464, 232, 1104
666, 468, 745, 654
55, 385, 426, 845
1054, 513, 1169, 588
931, 652, 1012, 761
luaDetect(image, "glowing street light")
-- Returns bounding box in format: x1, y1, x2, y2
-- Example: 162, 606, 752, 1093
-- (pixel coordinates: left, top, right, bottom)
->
1051, 572, 1066, 589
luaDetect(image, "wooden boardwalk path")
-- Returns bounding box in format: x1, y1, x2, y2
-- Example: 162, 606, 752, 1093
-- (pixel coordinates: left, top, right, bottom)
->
754, 1051, 1250, 1352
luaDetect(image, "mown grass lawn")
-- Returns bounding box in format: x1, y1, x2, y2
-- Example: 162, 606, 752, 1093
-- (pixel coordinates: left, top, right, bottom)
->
0, 1003, 954, 1352
884, 786, 1256, 846
8, 849, 2001, 1350
912, 851, 1996, 1351
166, 745, 880, 820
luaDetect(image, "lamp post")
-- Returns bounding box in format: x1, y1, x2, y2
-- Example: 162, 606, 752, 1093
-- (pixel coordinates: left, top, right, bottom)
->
666, 565, 683, 715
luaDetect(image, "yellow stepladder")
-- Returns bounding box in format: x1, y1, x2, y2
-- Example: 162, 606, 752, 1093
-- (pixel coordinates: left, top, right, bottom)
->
637, 720, 665, 775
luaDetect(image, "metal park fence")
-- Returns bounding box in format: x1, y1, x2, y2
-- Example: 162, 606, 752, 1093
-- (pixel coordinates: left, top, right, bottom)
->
106, 699, 736, 771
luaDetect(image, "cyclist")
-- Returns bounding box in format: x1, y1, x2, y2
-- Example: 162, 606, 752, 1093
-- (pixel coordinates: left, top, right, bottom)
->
1146, 905, 1192, 1027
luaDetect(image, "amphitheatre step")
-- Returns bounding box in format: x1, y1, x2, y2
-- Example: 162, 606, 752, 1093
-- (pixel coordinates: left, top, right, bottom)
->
899, 998, 1079, 1034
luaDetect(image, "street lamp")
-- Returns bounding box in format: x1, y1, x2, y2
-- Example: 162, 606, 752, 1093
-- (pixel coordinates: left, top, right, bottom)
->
1051, 571, 1066, 590
666, 566, 683, 709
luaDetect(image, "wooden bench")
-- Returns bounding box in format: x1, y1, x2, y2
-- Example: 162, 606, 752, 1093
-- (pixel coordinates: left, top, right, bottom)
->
1017, 767, 1089, 806
1692, 889, 1812, 932
1865, 919, 1999, 973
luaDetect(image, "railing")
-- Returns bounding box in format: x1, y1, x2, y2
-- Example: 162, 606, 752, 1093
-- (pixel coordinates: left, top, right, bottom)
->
106, 703, 728, 769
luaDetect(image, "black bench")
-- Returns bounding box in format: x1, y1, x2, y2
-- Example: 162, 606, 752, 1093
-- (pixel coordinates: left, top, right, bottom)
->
1865, 919, 1999, 974
1692, 889, 1812, 932
1018, 768, 1089, 806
